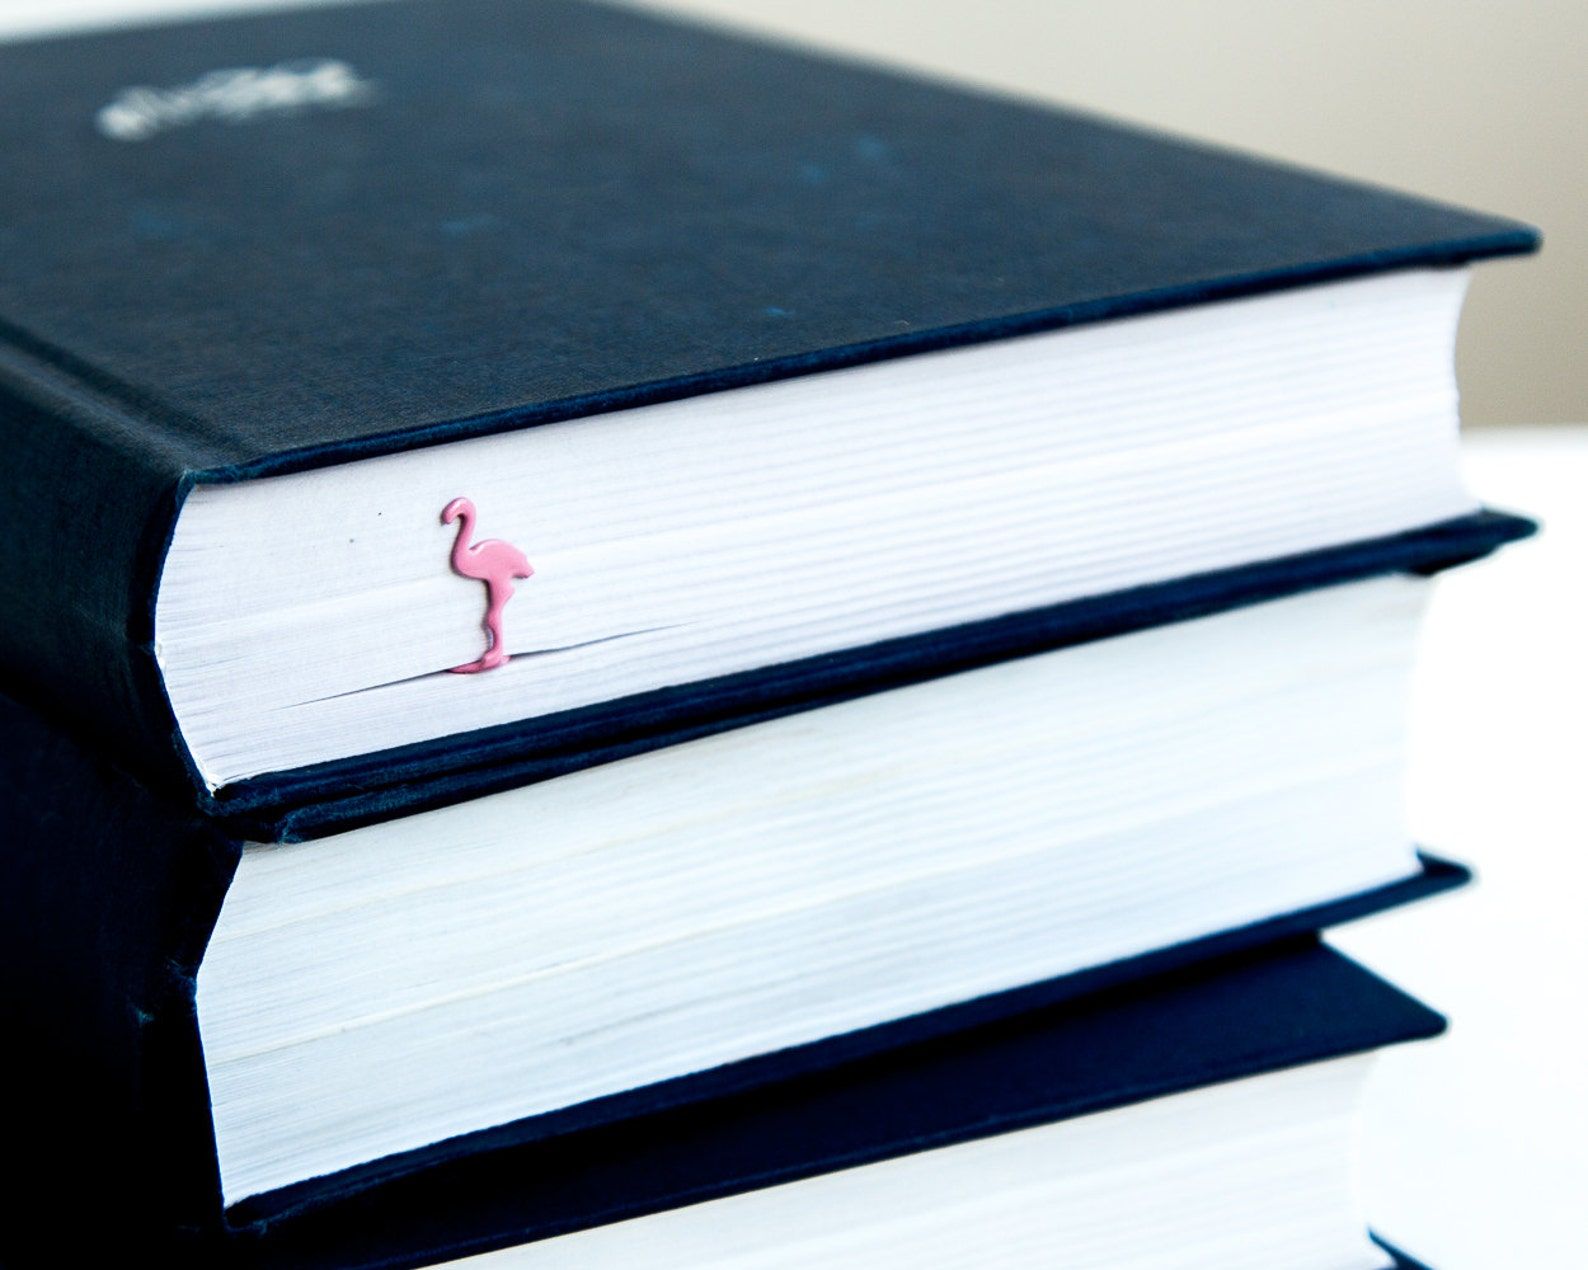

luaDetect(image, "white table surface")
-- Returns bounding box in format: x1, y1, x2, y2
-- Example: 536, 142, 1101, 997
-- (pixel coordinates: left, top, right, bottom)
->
1333, 425, 1588, 1268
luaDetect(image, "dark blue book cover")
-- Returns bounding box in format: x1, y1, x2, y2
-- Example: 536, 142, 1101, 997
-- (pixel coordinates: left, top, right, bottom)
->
0, 0, 1536, 819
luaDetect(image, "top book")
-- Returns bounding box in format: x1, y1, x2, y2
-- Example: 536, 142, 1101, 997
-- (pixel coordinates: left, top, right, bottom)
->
0, 0, 1535, 814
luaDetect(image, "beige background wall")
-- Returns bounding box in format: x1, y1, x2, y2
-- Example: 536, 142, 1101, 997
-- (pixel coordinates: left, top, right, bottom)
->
632, 0, 1585, 426
10, 0, 1584, 422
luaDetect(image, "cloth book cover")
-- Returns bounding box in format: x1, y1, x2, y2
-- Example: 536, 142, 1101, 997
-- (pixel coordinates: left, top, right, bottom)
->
0, 0, 1538, 825
4, 673, 1462, 1262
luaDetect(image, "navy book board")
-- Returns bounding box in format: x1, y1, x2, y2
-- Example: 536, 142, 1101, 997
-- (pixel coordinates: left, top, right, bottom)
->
0, 0, 1536, 818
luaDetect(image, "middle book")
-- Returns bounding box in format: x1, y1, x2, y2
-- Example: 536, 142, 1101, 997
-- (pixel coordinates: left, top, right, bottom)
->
185, 564, 1470, 1207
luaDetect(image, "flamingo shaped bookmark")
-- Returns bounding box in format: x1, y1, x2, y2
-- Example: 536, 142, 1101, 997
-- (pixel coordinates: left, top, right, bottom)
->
441, 497, 534, 673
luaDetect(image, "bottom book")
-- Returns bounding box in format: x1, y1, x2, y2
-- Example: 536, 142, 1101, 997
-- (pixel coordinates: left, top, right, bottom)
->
214, 938, 1437, 1269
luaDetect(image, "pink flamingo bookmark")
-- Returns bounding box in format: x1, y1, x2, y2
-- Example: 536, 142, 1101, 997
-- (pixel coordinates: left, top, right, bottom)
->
442, 497, 534, 673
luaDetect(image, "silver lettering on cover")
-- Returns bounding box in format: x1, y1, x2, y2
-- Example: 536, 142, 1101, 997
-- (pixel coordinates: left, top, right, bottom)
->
97, 59, 376, 142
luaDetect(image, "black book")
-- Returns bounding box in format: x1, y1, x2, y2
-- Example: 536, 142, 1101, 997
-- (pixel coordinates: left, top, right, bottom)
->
0, 0, 1534, 820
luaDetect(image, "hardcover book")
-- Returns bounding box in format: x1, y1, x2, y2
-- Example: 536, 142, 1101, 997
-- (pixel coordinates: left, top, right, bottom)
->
9, 910, 1444, 1267
5, 573, 1472, 1246
0, 0, 1536, 820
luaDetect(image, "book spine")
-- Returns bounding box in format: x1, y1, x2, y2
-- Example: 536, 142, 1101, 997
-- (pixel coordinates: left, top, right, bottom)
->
0, 687, 239, 1259
0, 326, 211, 796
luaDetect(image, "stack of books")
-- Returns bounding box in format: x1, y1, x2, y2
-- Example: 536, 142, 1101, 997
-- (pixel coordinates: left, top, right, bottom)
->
0, 2, 1536, 1266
